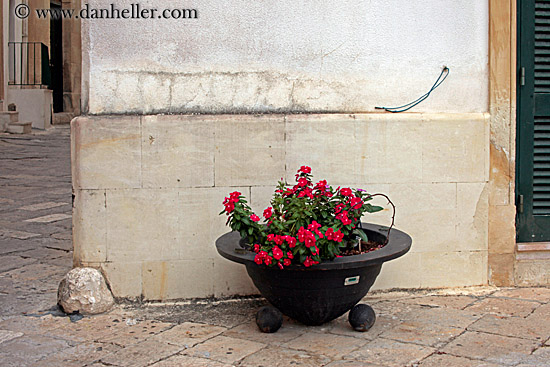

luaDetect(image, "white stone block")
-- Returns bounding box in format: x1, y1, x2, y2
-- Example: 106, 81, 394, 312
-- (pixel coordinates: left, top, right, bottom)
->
142, 260, 214, 300
100, 262, 142, 299
73, 190, 107, 263
141, 115, 215, 188
71, 116, 142, 189
215, 115, 285, 186
213, 258, 257, 298
456, 183, 489, 252
105, 189, 179, 262
421, 114, 488, 183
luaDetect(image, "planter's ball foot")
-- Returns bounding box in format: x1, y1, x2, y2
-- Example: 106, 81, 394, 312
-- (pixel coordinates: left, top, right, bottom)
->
256, 306, 283, 333
349, 304, 376, 332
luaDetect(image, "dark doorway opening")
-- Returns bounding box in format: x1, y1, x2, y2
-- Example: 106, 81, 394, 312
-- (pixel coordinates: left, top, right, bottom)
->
50, 1, 63, 112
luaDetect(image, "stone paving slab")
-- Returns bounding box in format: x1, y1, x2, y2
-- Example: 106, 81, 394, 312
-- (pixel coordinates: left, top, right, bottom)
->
441, 331, 541, 365
1, 128, 550, 367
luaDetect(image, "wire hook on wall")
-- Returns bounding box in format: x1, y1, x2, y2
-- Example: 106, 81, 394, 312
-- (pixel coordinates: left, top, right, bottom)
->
375, 66, 450, 113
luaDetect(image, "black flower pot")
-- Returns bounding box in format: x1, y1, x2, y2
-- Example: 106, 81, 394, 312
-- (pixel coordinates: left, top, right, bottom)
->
216, 223, 412, 326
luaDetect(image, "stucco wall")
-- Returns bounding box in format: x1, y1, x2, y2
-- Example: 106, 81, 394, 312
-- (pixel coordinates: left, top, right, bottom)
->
82, 0, 488, 115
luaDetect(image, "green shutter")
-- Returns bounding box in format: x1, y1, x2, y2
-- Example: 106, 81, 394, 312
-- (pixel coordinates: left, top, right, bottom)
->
517, 0, 550, 241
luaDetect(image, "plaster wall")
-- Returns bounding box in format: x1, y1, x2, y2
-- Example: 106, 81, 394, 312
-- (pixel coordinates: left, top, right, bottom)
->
82, 0, 488, 115
7, 88, 52, 129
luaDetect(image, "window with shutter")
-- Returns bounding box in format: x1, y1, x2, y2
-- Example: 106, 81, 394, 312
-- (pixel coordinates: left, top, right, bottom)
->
517, 0, 550, 242
516, 0, 550, 242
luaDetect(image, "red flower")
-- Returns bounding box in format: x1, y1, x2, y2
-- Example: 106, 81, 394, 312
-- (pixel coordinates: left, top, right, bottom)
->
267, 234, 276, 242
336, 211, 352, 225
314, 180, 327, 190
274, 235, 284, 245
254, 254, 263, 264
298, 187, 313, 198
299, 166, 312, 174
253, 244, 261, 253
264, 256, 273, 266
326, 228, 344, 242
278, 262, 284, 269
229, 191, 241, 201
283, 258, 292, 266
350, 197, 363, 209
297, 177, 308, 187
333, 229, 344, 242
250, 214, 260, 222
287, 251, 294, 259
297, 227, 307, 242
340, 188, 353, 197
223, 201, 235, 213
285, 236, 297, 248
308, 221, 321, 231
305, 236, 316, 248
263, 207, 273, 219
273, 246, 283, 260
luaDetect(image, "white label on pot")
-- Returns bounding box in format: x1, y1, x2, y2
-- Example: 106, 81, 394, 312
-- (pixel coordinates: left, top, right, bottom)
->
344, 276, 360, 286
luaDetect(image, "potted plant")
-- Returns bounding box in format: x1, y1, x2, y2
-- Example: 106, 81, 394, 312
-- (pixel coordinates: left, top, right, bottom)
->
216, 166, 411, 332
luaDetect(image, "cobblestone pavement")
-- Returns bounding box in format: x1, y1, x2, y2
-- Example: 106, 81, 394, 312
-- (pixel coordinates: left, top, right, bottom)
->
1, 127, 550, 367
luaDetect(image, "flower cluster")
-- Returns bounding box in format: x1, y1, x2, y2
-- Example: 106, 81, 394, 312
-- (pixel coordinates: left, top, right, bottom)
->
220, 166, 384, 268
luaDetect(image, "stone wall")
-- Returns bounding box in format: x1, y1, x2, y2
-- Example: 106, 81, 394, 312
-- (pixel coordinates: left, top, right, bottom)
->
74, 0, 500, 299
72, 113, 489, 299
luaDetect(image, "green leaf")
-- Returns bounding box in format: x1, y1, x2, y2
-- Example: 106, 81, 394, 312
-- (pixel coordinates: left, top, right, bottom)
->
353, 229, 369, 243
248, 227, 253, 236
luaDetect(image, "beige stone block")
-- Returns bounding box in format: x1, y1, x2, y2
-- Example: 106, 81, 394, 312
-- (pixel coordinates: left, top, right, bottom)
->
515, 260, 550, 286
455, 183, 489, 252
441, 331, 539, 365
213, 258, 257, 298
284, 332, 368, 359
489, 142, 512, 206
488, 253, 515, 286
215, 115, 285, 186
183, 335, 265, 365
492, 287, 550, 302
71, 116, 141, 189
249, 186, 277, 219
387, 183, 457, 253
488, 204, 516, 254
355, 116, 424, 183
285, 115, 360, 183
73, 190, 107, 264
100, 262, 142, 299
240, 346, 331, 367
371, 252, 422, 290
141, 115, 215, 188
421, 114, 488, 182
100, 338, 183, 367
343, 337, 435, 366
106, 189, 179, 262
418, 251, 487, 288
286, 114, 425, 184
153, 322, 227, 348
142, 260, 214, 300
179, 187, 249, 261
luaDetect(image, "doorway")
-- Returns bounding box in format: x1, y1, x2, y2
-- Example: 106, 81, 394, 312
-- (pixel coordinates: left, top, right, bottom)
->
50, 1, 63, 112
